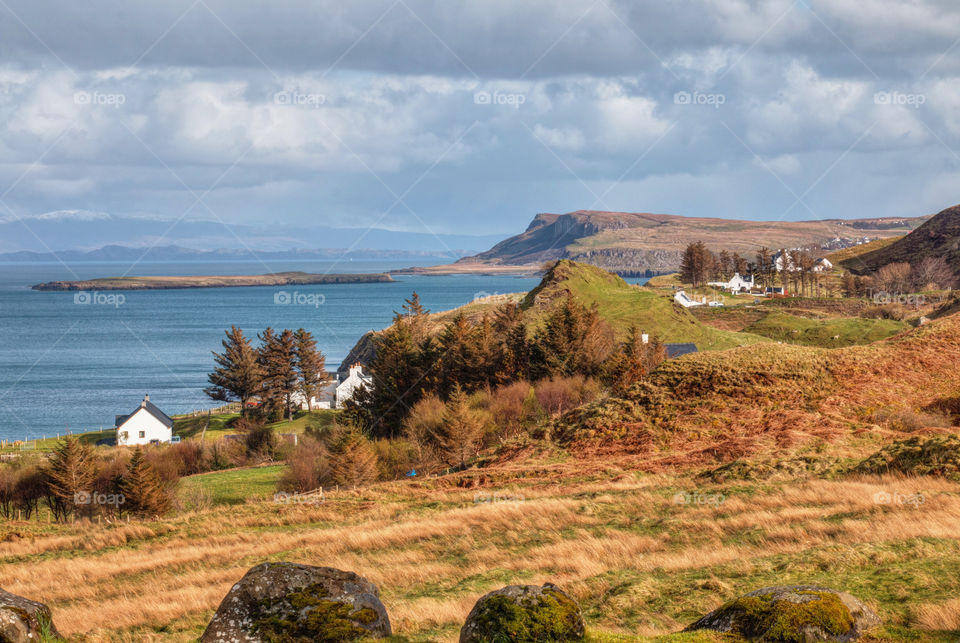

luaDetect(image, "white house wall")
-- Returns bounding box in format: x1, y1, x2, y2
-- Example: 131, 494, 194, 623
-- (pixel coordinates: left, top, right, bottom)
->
117, 408, 172, 446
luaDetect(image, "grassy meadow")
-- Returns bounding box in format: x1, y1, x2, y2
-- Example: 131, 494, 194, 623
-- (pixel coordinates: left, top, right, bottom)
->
2, 456, 960, 642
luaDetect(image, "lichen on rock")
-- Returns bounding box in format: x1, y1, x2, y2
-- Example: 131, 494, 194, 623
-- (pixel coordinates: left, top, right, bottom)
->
459, 583, 585, 643
685, 585, 880, 642
201, 562, 391, 643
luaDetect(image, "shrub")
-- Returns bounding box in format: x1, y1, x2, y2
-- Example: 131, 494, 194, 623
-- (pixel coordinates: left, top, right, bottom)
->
278, 437, 331, 493
402, 394, 446, 458
329, 427, 379, 488
371, 438, 420, 480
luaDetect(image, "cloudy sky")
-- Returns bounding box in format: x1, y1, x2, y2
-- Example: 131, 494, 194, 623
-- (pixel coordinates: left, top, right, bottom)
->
1, 0, 959, 243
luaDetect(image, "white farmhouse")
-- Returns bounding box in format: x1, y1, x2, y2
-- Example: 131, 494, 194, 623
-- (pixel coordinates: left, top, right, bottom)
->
116, 394, 174, 446
707, 272, 755, 293
336, 364, 373, 408
812, 258, 834, 273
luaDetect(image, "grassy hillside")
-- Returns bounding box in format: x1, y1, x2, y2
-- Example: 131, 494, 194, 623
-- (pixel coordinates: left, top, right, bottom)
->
741, 311, 907, 347
553, 312, 960, 459
521, 261, 767, 350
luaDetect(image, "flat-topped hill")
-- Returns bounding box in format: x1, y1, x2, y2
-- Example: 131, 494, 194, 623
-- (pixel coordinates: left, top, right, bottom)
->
450, 210, 924, 274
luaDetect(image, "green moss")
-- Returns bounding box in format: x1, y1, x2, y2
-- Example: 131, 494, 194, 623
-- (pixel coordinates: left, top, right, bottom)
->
253, 583, 378, 643
718, 591, 853, 642
470, 587, 584, 642
854, 435, 960, 480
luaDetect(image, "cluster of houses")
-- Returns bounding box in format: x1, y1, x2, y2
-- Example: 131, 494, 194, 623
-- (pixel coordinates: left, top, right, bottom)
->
113, 365, 373, 446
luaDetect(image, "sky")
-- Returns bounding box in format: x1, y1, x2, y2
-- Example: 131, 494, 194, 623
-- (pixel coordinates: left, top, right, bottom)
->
1, 0, 959, 244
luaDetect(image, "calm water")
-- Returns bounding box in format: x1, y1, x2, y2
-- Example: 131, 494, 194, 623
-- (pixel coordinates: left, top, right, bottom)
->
0, 261, 541, 440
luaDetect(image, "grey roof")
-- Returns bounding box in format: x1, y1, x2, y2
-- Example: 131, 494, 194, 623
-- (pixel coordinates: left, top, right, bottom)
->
665, 343, 699, 359
116, 399, 174, 429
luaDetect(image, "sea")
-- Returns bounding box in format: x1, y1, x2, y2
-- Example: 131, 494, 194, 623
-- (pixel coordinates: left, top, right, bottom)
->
0, 260, 650, 441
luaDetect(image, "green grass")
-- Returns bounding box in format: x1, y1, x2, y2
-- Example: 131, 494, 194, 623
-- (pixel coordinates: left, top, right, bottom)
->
178, 464, 286, 505
523, 261, 769, 351
742, 312, 907, 347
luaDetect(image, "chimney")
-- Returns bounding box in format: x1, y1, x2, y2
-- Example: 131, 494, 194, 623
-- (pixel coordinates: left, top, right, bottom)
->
141, 394, 150, 407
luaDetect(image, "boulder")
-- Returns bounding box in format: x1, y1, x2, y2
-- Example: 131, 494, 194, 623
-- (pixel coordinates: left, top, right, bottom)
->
201, 562, 391, 642
459, 583, 585, 643
685, 585, 881, 641
0, 588, 61, 643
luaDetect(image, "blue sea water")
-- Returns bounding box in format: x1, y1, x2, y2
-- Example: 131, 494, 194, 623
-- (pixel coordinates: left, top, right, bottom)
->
0, 260, 543, 441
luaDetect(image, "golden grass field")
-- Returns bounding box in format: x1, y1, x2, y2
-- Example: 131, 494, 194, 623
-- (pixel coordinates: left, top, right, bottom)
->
2, 454, 960, 642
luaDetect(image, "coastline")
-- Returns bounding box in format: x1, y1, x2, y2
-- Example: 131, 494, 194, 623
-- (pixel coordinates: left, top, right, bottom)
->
31, 271, 394, 291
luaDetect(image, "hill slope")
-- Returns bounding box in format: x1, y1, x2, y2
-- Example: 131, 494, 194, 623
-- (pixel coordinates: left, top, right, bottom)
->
455, 210, 923, 274
843, 204, 960, 277
346, 261, 766, 361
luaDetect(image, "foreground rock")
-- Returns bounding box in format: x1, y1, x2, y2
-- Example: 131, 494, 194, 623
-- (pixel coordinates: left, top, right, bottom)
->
459, 583, 585, 643
201, 562, 391, 642
0, 588, 61, 642
685, 585, 880, 641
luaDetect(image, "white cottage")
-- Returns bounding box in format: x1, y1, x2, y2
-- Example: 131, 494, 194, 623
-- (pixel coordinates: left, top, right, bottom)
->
116, 394, 174, 446
336, 364, 373, 408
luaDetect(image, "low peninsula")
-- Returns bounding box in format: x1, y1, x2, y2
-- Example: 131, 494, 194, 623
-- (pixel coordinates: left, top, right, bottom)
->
32, 271, 394, 291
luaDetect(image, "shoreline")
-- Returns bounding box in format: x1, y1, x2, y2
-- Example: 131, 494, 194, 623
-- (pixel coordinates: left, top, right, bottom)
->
31, 271, 394, 291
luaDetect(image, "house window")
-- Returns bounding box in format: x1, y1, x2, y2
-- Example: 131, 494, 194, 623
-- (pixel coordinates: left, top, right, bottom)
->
138, 431, 145, 438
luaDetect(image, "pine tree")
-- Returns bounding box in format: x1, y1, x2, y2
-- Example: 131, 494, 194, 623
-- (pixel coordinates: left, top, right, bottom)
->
205, 326, 263, 417
605, 327, 667, 394
438, 312, 481, 396
120, 448, 171, 517
294, 328, 331, 412
434, 385, 485, 469
45, 436, 97, 521
363, 318, 423, 437
258, 328, 299, 421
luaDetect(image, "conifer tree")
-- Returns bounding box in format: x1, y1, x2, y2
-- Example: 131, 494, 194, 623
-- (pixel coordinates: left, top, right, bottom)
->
120, 448, 171, 517
258, 328, 299, 421
362, 318, 422, 437
205, 326, 262, 417
294, 328, 331, 412
438, 312, 482, 396
45, 436, 97, 521
433, 385, 486, 469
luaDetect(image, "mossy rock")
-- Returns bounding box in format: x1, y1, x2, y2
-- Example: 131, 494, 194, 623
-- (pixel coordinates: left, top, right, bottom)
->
685, 585, 880, 642
459, 582, 585, 643
0, 588, 62, 643
201, 562, 391, 642
853, 434, 960, 480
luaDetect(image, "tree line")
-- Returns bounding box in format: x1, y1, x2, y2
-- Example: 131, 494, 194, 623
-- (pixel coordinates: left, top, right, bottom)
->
0, 438, 171, 522
343, 292, 666, 438
205, 326, 331, 421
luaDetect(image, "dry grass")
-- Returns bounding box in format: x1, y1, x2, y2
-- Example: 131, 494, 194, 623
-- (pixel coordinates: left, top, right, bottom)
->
2, 466, 960, 642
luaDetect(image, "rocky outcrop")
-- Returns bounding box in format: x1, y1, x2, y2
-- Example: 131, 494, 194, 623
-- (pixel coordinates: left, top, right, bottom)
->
685, 585, 880, 641
201, 562, 391, 642
459, 583, 585, 643
0, 588, 61, 643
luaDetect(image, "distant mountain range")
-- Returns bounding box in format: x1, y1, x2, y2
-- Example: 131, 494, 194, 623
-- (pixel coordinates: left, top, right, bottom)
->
0, 212, 505, 260
445, 210, 929, 274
